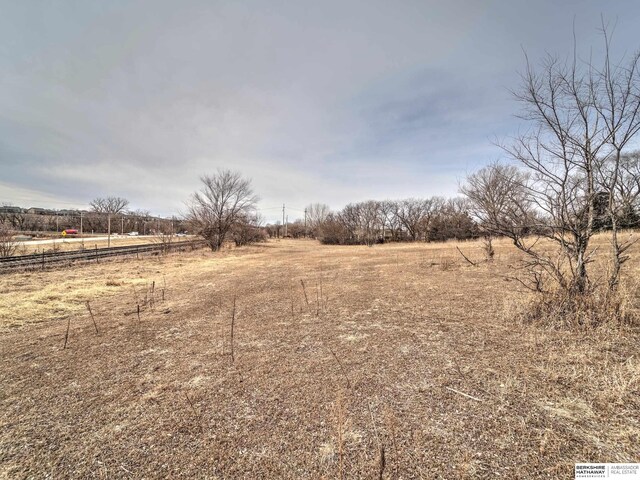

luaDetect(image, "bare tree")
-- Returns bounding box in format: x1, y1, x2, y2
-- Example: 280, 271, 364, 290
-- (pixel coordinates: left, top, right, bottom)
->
153, 231, 174, 254
1, 211, 28, 231
465, 24, 640, 295
429, 198, 477, 242
338, 203, 362, 242
395, 198, 437, 241
461, 163, 534, 237
186, 170, 259, 251
592, 24, 640, 289
90, 196, 130, 246
0, 224, 18, 257
126, 209, 151, 234
461, 162, 543, 279
377, 200, 400, 241
90, 197, 129, 215
273, 222, 282, 239
420, 197, 445, 241
359, 200, 381, 246
232, 212, 267, 246
306, 203, 331, 237
316, 197, 477, 246
609, 152, 640, 228
287, 219, 306, 238
319, 212, 349, 244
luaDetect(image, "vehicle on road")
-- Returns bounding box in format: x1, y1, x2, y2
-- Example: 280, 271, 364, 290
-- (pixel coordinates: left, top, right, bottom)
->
128, 231, 139, 236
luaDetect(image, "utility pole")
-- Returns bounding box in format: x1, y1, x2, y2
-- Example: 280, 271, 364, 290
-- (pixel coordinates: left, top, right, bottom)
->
108, 214, 111, 248
304, 208, 307, 238
285, 215, 288, 237
56, 215, 59, 233
121, 216, 124, 235
282, 204, 285, 239
80, 212, 84, 249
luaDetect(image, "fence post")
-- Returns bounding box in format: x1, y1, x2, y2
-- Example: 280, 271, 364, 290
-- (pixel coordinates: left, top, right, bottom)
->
95, 244, 98, 263
41, 250, 45, 270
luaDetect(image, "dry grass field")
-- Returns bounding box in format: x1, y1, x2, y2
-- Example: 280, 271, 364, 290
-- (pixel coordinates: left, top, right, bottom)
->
1, 237, 639, 478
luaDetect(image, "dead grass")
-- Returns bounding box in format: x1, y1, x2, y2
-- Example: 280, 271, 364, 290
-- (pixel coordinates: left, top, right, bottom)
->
506, 286, 638, 330
0, 236, 639, 478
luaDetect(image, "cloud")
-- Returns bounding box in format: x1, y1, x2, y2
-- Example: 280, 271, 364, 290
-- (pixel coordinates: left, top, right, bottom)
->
1, 0, 639, 221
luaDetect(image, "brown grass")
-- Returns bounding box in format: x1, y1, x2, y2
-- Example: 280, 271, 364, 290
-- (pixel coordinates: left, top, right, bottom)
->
506, 286, 638, 330
0, 237, 639, 478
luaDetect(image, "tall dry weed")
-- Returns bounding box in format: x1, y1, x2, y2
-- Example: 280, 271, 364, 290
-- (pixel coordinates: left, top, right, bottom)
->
504, 282, 638, 330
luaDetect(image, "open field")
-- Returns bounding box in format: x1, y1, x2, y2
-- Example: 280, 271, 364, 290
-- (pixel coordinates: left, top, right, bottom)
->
1, 238, 639, 478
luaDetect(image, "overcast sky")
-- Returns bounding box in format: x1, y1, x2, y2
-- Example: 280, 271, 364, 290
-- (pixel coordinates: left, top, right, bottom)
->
1, 1, 640, 221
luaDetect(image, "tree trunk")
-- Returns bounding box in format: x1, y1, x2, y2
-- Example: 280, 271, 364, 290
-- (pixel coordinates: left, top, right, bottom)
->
608, 149, 623, 291
573, 236, 588, 294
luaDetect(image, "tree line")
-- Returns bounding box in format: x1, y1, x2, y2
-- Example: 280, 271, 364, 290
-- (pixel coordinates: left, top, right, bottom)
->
0, 197, 186, 235
300, 198, 477, 246
184, 171, 481, 249
186, 149, 639, 255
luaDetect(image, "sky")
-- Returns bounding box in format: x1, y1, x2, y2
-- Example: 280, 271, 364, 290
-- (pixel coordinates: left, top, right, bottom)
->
1, 0, 640, 222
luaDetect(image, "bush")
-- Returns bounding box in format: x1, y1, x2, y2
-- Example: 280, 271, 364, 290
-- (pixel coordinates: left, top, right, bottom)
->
506, 287, 638, 330
0, 224, 18, 257
232, 221, 267, 247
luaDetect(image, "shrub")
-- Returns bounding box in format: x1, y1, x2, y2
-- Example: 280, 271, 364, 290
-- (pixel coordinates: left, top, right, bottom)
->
0, 224, 18, 257
506, 286, 638, 330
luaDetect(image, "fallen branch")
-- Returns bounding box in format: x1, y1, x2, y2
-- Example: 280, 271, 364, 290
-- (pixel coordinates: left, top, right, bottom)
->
328, 346, 352, 390
63, 316, 71, 350
86, 301, 99, 335
445, 386, 483, 402
456, 246, 480, 267
184, 392, 205, 435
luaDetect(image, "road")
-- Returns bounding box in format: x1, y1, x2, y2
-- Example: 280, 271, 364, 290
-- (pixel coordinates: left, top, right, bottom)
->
18, 235, 159, 246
